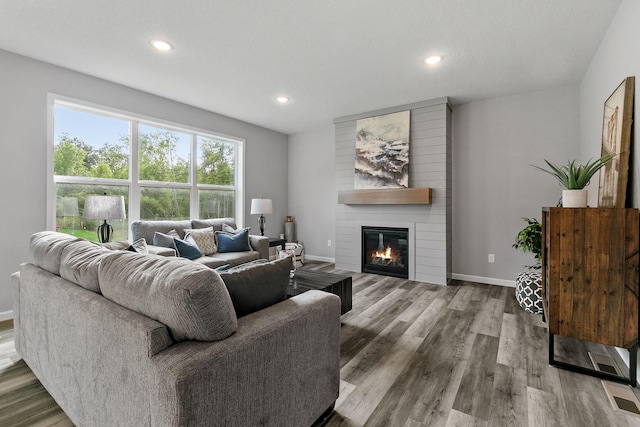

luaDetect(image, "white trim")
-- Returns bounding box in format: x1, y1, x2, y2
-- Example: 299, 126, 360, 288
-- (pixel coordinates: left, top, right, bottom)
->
615, 348, 640, 383
305, 254, 336, 263
53, 94, 242, 141
0, 310, 13, 322
46, 93, 56, 231
49, 94, 245, 232
451, 273, 516, 288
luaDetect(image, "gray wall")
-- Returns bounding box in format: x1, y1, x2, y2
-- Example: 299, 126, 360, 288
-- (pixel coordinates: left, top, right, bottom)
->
577, 0, 639, 377
0, 49, 288, 318
288, 125, 336, 260
452, 85, 580, 285
579, 0, 640, 208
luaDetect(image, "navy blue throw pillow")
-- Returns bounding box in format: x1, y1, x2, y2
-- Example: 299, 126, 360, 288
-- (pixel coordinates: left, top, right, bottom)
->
173, 236, 202, 260
216, 229, 251, 253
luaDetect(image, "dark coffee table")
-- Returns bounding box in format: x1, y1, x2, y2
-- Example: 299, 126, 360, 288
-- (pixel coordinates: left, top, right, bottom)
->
288, 269, 352, 315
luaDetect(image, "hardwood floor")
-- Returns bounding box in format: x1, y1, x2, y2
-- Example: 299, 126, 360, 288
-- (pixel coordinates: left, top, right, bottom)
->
2, 262, 639, 426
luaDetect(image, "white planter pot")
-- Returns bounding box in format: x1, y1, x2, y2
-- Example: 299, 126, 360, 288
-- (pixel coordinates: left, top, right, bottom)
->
562, 189, 588, 207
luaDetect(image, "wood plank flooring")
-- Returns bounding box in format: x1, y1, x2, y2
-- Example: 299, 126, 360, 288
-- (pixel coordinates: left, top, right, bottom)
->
2, 262, 639, 426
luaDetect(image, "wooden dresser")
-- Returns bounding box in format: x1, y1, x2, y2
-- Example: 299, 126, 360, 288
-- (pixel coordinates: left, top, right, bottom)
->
541, 207, 639, 385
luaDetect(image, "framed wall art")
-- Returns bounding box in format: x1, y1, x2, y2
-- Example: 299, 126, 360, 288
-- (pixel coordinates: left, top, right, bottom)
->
354, 110, 410, 189
598, 76, 635, 208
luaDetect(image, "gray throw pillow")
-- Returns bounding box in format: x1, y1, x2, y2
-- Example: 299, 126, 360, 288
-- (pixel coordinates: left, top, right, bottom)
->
221, 223, 252, 235
127, 238, 149, 254
153, 230, 179, 248
218, 257, 291, 317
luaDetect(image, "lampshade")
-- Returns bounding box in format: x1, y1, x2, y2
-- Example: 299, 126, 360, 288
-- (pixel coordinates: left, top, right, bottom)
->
250, 198, 273, 215
83, 195, 126, 220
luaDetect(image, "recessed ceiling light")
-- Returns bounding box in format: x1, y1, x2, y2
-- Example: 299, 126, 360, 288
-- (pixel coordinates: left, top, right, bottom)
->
424, 55, 443, 65
151, 40, 172, 51
276, 96, 290, 104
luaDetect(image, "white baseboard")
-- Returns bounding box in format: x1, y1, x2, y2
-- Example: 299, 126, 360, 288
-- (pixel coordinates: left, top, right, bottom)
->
451, 273, 516, 288
0, 310, 13, 322
304, 254, 336, 263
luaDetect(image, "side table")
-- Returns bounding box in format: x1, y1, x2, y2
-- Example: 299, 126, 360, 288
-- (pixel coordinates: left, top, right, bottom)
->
288, 269, 352, 315
268, 237, 286, 249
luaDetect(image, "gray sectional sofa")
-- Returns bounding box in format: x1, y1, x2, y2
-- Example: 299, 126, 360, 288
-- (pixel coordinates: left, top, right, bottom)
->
131, 218, 269, 267
12, 231, 341, 426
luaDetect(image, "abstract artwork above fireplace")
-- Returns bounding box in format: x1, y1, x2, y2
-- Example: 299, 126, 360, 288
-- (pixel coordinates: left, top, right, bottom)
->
354, 110, 410, 189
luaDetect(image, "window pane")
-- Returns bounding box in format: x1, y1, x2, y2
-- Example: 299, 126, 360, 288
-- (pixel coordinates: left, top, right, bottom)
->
140, 187, 190, 220
139, 124, 190, 183
54, 106, 130, 179
199, 190, 235, 219
197, 136, 235, 185
56, 183, 128, 242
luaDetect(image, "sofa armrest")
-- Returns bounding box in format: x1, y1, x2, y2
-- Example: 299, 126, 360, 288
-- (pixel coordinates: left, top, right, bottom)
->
146, 244, 176, 257
249, 234, 269, 259
150, 291, 341, 427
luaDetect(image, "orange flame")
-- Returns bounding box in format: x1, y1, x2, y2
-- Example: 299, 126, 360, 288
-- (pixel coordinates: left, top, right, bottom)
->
373, 246, 393, 260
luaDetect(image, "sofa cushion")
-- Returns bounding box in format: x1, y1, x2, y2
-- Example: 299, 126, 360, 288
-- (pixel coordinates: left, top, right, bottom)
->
98, 251, 237, 342
215, 229, 251, 252
30, 231, 81, 275
218, 256, 291, 317
184, 227, 217, 255
192, 256, 229, 269
173, 236, 202, 260
206, 250, 261, 267
59, 240, 110, 293
191, 218, 236, 232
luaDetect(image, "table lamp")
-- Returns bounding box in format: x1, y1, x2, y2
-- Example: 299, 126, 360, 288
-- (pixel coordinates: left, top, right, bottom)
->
250, 198, 272, 236
83, 194, 126, 243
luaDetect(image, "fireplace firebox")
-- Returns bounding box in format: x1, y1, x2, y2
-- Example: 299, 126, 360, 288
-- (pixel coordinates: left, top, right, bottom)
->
362, 226, 409, 279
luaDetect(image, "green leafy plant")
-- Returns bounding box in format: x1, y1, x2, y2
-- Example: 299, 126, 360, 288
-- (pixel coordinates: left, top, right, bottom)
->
532, 152, 616, 189
513, 217, 542, 269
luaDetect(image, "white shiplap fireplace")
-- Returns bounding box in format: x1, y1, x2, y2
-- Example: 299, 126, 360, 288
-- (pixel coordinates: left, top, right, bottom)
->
333, 98, 452, 285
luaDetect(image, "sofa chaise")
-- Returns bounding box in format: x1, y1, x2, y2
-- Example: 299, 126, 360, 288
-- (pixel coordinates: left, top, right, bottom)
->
12, 231, 340, 426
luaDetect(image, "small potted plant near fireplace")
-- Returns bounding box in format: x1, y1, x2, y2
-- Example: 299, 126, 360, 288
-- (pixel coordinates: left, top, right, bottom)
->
532, 152, 616, 207
513, 217, 543, 314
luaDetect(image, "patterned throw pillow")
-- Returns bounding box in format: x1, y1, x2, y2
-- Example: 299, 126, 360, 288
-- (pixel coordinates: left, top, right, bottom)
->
184, 227, 217, 255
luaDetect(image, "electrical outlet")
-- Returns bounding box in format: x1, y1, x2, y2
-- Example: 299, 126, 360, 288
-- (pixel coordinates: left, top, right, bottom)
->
327, 240, 332, 247
488, 254, 495, 263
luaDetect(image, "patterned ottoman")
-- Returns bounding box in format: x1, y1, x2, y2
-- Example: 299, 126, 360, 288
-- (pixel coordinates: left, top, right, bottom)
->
515, 271, 543, 314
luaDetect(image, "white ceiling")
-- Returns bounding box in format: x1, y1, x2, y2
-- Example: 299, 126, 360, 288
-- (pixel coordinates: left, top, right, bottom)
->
0, 0, 621, 135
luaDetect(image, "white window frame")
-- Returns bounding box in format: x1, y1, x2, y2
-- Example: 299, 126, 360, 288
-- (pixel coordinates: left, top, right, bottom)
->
47, 94, 245, 238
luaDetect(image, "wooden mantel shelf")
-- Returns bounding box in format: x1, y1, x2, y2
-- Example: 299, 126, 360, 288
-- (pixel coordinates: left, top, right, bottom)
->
338, 188, 432, 205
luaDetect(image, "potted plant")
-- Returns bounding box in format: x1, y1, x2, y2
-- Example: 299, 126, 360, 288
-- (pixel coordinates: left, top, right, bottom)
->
513, 217, 541, 269
533, 152, 616, 207
513, 218, 543, 314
